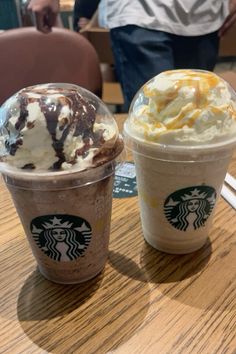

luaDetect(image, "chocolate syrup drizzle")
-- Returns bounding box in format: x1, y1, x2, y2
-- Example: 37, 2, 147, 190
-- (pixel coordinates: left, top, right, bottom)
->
39, 95, 64, 169
15, 94, 29, 131
6, 87, 108, 170
38, 89, 105, 169
5, 94, 28, 156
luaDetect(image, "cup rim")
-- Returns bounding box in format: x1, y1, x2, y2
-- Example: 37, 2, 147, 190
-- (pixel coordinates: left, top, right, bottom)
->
0, 158, 114, 182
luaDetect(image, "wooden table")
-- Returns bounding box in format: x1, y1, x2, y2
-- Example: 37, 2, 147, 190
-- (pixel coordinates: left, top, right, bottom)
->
0, 115, 236, 354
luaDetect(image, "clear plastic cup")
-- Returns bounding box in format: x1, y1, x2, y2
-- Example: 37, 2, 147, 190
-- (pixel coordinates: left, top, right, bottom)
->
0, 84, 124, 283
124, 70, 236, 254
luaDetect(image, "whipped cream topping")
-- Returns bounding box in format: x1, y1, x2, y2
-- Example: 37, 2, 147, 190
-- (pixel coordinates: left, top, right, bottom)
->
0, 84, 121, 171
126, 70, 236, 146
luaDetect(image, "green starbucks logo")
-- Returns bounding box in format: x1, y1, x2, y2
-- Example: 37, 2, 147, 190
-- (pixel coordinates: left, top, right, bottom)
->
31, 215, 92, 261
164, 186, 216, 231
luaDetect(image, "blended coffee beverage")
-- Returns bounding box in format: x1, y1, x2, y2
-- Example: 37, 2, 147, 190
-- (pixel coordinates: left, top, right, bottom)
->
0, 84, 123, 283
124, 70, 236, 254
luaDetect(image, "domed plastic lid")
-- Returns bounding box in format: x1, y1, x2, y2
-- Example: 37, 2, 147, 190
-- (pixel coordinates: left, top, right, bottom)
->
0, 83, 123, 179
124, 70, 236, 160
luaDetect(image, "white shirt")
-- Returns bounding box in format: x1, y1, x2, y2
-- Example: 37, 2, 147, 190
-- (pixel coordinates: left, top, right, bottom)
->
98, 0, 230, 36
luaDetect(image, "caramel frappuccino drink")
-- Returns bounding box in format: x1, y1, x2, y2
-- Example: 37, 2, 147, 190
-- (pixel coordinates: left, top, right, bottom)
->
124, 70, 236, 254
0, 84, 123, 283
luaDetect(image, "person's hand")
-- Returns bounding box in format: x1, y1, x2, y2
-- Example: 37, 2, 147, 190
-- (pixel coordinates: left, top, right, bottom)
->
28, 0, 60, 33
78, 17, 90, 30
219, 0, 236, 37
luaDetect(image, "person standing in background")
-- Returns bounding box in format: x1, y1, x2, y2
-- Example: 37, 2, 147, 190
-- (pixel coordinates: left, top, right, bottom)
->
103, 0, 236, 111
28, 0, 236, 111
28, 0, 60, 33
73, 0, 100, 32
27, 0, 100, 32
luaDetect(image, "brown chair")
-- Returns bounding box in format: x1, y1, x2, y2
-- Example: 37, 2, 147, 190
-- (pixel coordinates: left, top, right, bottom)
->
0, 27, 102, 105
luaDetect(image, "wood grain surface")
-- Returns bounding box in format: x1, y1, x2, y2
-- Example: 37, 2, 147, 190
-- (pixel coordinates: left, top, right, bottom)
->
0, 114, 236, 354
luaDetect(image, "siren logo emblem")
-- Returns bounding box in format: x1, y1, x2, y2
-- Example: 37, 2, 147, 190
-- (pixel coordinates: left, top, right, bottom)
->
31, 214, 92, 262
164, 186, 216, 231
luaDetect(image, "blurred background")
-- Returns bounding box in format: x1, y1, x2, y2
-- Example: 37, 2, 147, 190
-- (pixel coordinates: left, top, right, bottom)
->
0, 0, 74, 30
1, 0, 236, 112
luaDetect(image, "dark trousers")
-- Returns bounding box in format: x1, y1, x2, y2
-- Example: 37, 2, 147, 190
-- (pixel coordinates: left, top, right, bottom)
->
110, 25, 219, 112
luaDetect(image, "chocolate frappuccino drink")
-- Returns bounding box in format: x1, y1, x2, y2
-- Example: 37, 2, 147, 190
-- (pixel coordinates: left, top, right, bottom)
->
0, 84, 123, 283
124, 70, 236, 254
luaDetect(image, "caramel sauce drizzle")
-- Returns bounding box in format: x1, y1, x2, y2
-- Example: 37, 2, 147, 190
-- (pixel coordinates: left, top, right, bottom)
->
142, 70, 234, 132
